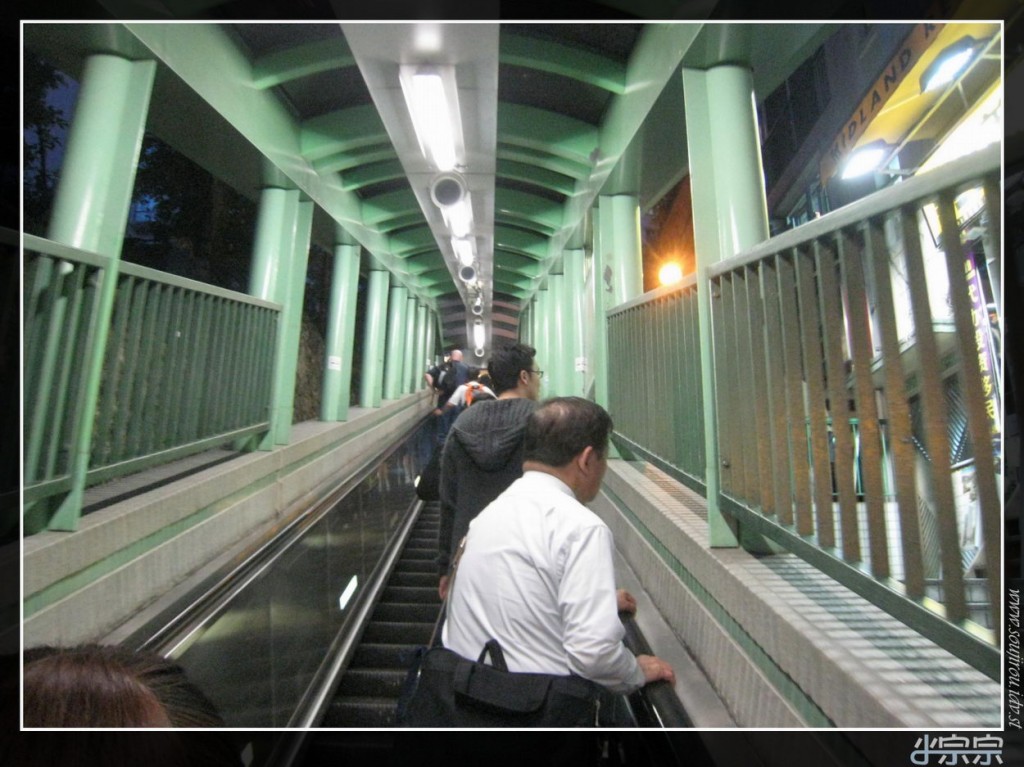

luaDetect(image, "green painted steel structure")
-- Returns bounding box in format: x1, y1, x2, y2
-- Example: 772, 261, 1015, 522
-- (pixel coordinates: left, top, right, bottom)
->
20, 19, 1004, 704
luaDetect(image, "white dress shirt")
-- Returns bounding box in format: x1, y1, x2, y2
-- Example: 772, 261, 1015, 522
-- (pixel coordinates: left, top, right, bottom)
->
442, 471, 645, 694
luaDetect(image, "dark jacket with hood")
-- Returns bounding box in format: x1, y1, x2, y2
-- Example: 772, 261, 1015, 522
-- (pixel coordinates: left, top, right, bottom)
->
437, 397, 538, 575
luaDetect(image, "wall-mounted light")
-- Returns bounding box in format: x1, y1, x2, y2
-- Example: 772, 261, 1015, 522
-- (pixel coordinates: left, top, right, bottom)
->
399, 65, 464, 171
921, 36, 981, 93
840, 142, 890, 180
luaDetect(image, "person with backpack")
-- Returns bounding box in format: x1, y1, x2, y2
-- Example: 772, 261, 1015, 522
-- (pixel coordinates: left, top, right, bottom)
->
436, 343, 541, 599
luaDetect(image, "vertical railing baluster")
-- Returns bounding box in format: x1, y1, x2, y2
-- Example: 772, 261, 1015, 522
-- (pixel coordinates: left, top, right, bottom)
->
865, 217, 924, 596
778, 251, 814, 536
899, 203, 966, 622
42, 265, 89, 479
841, 226, 890, 578
761, 256, 791, 524
733, 268, 756, 506
936, 190, 1001, 636
795, 245, 836, 548
714, 274, 736, 496
127, 281, 162, 460
816, 238, 861, 563
141, 283, 171, 456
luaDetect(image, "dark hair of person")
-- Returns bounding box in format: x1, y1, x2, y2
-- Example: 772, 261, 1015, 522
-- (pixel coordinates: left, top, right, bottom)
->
487, 343, 537, 394
523, 397, 613, 467
23, 644, 226, 728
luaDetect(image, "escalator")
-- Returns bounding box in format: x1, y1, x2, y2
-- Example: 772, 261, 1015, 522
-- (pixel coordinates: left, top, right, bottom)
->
118, 418, 695, 740
323, 501, 441, 726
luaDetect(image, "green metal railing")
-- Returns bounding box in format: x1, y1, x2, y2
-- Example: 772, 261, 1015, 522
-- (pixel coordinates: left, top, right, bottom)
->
607, 275, 705, 494
24, 234, 281, 532
606, 145, 1001, 678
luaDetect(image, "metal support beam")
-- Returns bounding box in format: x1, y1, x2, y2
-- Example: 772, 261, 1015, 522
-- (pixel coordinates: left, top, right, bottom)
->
383, 285, 409, 401
321, 241, 361, 421
40, 54, 156, 531
683, 63, 769, 548
360, 270, 389, 408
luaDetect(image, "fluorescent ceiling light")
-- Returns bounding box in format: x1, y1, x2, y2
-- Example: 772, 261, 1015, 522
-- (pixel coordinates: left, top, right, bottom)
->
399, 65, 463, 171
473, 320, 485, 349
442, 196, 473, 237
841, 146, 888, 179
452, 237, 475, 266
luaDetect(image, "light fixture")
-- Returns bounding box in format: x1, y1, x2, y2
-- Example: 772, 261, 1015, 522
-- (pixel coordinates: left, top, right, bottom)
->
658, 262, 683, 287
452, 237, 475, 267
473, 319, 485, 349
840, 143, 889, 180
442, 197, 473, 238
471, 295, 483, 315
399, 65, 463, 171
921, 37, 980, 93
459, 264, 477, 283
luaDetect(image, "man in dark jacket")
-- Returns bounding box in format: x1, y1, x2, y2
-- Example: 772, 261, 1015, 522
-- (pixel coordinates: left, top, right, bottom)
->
437, 343, 541, 598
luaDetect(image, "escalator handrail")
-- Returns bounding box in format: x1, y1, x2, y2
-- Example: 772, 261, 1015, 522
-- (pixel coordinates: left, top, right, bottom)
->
620, 613, 695, 728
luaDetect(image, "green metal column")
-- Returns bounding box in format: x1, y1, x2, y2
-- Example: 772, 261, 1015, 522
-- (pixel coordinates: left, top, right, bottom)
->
383, 284, 409, 400
590, 205, 611, 409
321, 239, 361, 422
548, 272, 567, 396
402, 295, 419, 394
414, 303, 428, 391
37, 53, 156, 531
563, 249, 586, 397
250, 190, 311, 447
275, 200, 313, 445
361, 270, 390, 408
683, 63, 770, 548
599, 195, 644, 307
535, 286, 551, 397
424, 309, 436, 374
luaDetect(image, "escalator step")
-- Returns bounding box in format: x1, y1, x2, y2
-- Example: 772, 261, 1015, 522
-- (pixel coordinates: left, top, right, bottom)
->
388, 572, 437, 588
350, 642, 419, 668
362, 621, 434, 645
335, 668, 408, 698
372, 602, 441, 622
393, 559, 436, 574
383, 586, 441, 604
324, 697, 398, 727
399, 540, 436, 552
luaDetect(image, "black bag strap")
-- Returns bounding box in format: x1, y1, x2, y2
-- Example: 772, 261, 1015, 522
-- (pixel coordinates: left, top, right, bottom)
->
476, 639, 509, 671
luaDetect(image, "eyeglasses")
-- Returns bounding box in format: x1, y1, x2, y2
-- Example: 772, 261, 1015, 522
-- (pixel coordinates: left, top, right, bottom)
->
530, 369, 544, 377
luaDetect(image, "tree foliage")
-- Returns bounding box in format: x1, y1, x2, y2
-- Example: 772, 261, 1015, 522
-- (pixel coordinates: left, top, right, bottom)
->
23, 53, 70, 235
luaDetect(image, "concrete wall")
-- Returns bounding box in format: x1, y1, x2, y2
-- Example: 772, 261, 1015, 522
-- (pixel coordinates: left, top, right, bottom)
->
23, 392, 431, 647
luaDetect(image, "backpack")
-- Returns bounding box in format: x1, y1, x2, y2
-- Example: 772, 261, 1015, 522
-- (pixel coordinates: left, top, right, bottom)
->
436, 361, 459, 400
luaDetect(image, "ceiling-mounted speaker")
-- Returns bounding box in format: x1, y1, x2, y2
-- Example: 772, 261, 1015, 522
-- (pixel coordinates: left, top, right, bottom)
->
459, 265, 476, 282
471, 303, 483, 316
430, 173, 466, 208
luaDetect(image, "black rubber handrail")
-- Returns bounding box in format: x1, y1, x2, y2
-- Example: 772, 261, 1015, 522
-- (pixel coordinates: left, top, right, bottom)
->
620, 613, 694, 728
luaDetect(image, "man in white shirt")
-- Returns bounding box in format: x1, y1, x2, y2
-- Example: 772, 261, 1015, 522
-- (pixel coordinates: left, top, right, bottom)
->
442, 397, 676, 702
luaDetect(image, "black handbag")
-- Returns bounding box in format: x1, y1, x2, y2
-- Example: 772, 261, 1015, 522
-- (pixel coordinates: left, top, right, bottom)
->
400, 638, 598, 728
